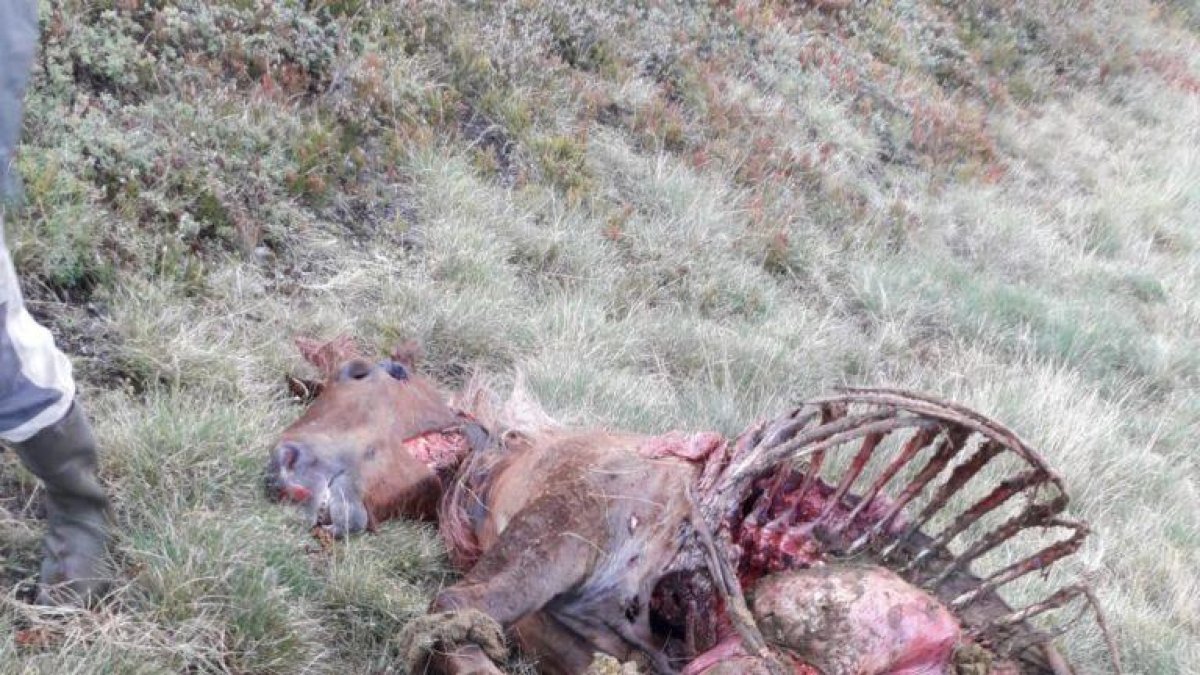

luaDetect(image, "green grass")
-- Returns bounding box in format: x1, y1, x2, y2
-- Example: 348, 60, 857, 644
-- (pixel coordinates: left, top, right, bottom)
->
1, 0, 1198, 672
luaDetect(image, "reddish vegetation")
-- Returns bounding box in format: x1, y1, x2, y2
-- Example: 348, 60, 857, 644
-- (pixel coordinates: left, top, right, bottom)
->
1137, 49, 1200, 94
14, 627, 59, 650
265, 337, 1111, 674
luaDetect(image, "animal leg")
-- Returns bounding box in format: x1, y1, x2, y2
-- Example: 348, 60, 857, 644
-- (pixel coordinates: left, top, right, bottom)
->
415, 494, 605, 674
400, 608, 508, 675
427, 644, 506, 675
433, 493, 602, 623
512, 612, 618, 675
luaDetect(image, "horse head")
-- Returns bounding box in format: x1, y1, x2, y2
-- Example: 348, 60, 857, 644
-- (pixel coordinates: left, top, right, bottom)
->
265, 336, 473, 536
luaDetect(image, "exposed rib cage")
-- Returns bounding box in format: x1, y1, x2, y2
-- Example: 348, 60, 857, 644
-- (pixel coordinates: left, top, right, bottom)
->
700, 387, 1121, 673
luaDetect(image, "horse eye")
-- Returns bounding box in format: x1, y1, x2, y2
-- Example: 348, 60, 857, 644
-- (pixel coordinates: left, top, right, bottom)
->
382, 360, 409, 381
338, 359, 374, 382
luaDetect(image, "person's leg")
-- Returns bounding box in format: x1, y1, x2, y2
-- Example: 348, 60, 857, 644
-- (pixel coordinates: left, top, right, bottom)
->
1, 221, 111, 606
1, 1, 110, 606
1, 0, 39, 201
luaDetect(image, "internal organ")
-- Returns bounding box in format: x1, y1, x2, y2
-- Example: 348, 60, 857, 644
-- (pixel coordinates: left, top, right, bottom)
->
751, 565, 961, 675
668, 468, 961, 674
727, 472, 959, 673
679, 564, 958, 675
648, 436, 960, 674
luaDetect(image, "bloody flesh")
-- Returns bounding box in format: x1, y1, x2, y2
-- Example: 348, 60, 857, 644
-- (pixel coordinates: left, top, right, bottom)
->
640, 432, 961, 674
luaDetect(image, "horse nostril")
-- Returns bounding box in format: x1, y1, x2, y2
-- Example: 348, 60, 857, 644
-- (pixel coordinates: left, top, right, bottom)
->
267, 442, 300, 502
266, 442, 316, 504
338, 359, 374, 382
276, 442, 304, 470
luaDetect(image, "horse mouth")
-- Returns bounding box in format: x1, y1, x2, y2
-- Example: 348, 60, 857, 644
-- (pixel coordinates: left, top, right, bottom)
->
264, 452, 369, 538
308, 470, 370, 538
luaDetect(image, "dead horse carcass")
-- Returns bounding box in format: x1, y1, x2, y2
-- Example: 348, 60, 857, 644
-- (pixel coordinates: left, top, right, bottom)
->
263, 337, 1121, 675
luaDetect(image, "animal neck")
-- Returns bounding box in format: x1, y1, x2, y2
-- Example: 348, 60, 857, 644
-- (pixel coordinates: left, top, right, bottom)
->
401, 425, 477, 491
428, 418, 506, 571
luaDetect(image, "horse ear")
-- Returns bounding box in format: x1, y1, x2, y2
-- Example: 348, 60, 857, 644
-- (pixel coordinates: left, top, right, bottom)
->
286, 375, 325, 403
295, 334, 359, 379
390, 339, 423, 369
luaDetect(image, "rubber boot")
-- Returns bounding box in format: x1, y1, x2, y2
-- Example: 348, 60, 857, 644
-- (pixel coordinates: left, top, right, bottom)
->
10, 401, 111, 606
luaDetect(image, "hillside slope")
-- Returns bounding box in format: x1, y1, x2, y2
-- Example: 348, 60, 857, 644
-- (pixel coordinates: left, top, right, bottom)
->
2, 1, 1198, 672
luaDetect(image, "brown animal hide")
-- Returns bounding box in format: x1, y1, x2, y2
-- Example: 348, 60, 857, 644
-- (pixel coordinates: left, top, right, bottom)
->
267, 342, 1119, 675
